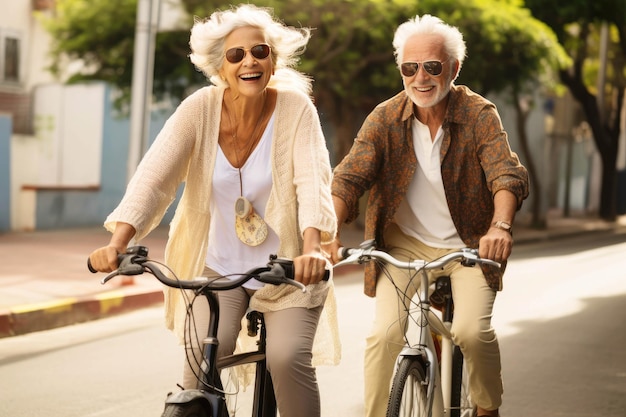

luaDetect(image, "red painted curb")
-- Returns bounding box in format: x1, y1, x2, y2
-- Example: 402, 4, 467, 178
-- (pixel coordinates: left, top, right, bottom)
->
0, 290, 164, 338
0, 265, 362, 338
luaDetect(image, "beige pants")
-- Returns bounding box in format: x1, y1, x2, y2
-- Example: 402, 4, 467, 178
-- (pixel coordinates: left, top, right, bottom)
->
364, 224, 503, 417
182, 268, 324, 417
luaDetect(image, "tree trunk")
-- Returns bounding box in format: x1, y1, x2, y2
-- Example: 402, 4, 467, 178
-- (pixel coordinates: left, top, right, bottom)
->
315, 90, 359, 165
512, 92, 545, 228
559, 69, 622, 221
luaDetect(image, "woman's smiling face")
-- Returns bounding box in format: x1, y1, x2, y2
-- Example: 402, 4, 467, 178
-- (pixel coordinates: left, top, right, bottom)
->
220, 26, 273, 98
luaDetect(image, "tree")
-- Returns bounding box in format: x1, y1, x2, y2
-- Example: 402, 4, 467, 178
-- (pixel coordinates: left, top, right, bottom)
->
38, 0, 204, 110
525, 0, 626, 221
41, 0, 569, 225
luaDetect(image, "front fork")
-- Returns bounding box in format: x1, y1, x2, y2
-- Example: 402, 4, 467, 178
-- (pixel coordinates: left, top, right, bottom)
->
398, 322, 453, 417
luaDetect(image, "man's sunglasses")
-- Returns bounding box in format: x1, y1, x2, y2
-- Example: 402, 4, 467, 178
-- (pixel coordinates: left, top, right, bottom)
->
400, 60, 448, 77
225, 44, 271, 64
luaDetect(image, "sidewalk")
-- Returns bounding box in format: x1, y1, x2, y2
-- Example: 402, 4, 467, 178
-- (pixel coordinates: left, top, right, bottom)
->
1, 214, 624, 338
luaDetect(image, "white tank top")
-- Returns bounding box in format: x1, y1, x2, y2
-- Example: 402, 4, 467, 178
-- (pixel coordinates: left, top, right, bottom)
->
206, 112, 279, 289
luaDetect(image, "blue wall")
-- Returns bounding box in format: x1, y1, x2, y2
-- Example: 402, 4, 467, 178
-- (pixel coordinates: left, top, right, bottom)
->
0, 115, 11, 232
34, 84, 175, 229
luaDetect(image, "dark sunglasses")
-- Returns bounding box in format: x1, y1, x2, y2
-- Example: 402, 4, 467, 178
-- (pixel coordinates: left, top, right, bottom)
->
400, 60, 448, 77
225, 44, 271, 64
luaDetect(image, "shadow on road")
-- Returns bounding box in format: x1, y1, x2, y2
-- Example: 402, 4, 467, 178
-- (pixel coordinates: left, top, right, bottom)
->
511, 230, 626, 261
499, 292, 626, 417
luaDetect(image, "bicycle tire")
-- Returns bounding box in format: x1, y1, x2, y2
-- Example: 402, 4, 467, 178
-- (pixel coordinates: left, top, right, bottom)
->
161, 400, 211, 417
450, 346, 473, 417
386, 356, 429, 417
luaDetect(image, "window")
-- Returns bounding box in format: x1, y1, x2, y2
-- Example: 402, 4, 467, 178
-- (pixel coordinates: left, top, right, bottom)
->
4, 37, 19, 82
0, 30, 21, 84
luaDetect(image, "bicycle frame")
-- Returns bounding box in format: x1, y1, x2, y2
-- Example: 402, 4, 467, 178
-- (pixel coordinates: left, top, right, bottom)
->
165, 286, 277, 417
164, 287, 231, 416
89, 248, 307, 417
396, 270, 458, 417
335, 241, 498, 417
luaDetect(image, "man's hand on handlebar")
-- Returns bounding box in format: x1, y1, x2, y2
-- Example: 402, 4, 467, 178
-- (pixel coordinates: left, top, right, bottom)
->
321, 236, 343, 265
478, 228, 512, 263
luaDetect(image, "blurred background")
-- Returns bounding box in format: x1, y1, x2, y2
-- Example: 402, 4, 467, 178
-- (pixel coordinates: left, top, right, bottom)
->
1, 0, 625, 232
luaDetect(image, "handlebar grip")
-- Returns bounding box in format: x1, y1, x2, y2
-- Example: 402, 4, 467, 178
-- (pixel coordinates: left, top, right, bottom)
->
86, 254, 130, 274
86, 246, 149, 274
271, 257, 330, 281
87, 258, 97, 274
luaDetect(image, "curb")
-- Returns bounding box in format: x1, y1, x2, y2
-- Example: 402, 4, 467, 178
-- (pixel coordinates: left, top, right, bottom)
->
0, 266, 363, 339
0, 288, 163, 338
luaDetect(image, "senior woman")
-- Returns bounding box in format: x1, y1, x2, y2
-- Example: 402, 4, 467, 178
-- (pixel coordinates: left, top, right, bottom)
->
88, 4, 338, 416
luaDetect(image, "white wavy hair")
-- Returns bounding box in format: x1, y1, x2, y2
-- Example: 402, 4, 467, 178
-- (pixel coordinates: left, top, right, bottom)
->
393, 14, 466, 78
189, 4, 313, 96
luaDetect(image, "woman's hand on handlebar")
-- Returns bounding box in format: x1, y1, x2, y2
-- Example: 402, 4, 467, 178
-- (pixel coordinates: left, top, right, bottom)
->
88, 245, 125, 273
293, 251, 328, 286
294, 227, 330, 286
88, 222, 137, 273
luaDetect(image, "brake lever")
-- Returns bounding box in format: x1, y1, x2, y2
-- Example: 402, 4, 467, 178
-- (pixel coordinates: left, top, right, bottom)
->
333, 251, 364, 269
260, 263, 307, 292
100, 255, 146, 284
459, 248, 501, 269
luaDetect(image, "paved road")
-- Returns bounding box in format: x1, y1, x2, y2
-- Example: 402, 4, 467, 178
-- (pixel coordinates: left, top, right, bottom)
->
2, 215, 624, 338
1, 230, 625, 417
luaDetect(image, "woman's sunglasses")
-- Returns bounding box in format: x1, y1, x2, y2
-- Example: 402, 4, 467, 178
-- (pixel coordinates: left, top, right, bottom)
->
400, 60, 447, 77
225, 44, 271, 64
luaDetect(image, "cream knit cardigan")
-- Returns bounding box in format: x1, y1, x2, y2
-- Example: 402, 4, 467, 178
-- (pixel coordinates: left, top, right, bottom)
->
105, 85, 340, 365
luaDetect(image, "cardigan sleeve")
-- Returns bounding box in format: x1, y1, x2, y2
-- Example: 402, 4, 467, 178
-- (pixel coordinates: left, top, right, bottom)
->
104, 89, 207, 240
290, 92, 337, 244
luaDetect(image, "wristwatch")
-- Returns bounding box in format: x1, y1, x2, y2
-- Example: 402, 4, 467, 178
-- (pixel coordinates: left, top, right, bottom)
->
492, 220, 512, 234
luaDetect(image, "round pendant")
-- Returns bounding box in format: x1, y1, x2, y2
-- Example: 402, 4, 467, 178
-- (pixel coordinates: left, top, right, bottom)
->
235, 196, 253, 218
234, 197, 268, 246
235, 211, 269, 246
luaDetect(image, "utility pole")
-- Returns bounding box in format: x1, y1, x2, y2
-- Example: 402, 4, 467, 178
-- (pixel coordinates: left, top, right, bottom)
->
123, 0, 160, 285
127, 0, 160, 181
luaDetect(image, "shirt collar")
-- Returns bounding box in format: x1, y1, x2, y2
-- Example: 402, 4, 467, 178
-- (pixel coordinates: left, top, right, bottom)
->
401, 84, 463, 125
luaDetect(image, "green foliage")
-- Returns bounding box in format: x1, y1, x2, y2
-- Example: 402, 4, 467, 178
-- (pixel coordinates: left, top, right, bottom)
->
38, 0, 203, 110
526, 0, 626, 95
413, 0, 570, 96
39, 0, 569, 124
38, 0, 137, 86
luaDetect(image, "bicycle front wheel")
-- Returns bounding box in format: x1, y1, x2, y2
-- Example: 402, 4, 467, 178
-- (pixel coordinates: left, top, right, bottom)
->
386, 356, 429, 417
162, 400, 211, 417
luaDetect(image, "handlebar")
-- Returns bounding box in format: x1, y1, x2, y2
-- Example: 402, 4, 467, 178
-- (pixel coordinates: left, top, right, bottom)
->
88, 246, 330, 293
334, 239, 501, 271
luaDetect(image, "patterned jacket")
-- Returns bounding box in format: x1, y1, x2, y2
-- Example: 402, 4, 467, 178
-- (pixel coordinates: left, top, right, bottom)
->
332, 85, 529, 297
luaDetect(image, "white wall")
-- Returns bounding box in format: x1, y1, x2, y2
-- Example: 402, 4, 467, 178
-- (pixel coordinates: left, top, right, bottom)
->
11, 82, 105, 229
32, 83, 104, 185
0, 0, 56, 90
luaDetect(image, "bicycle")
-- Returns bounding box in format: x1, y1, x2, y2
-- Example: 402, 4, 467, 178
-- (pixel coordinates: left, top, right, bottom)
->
333, 240, 501, 417
88, 245, 328, 417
